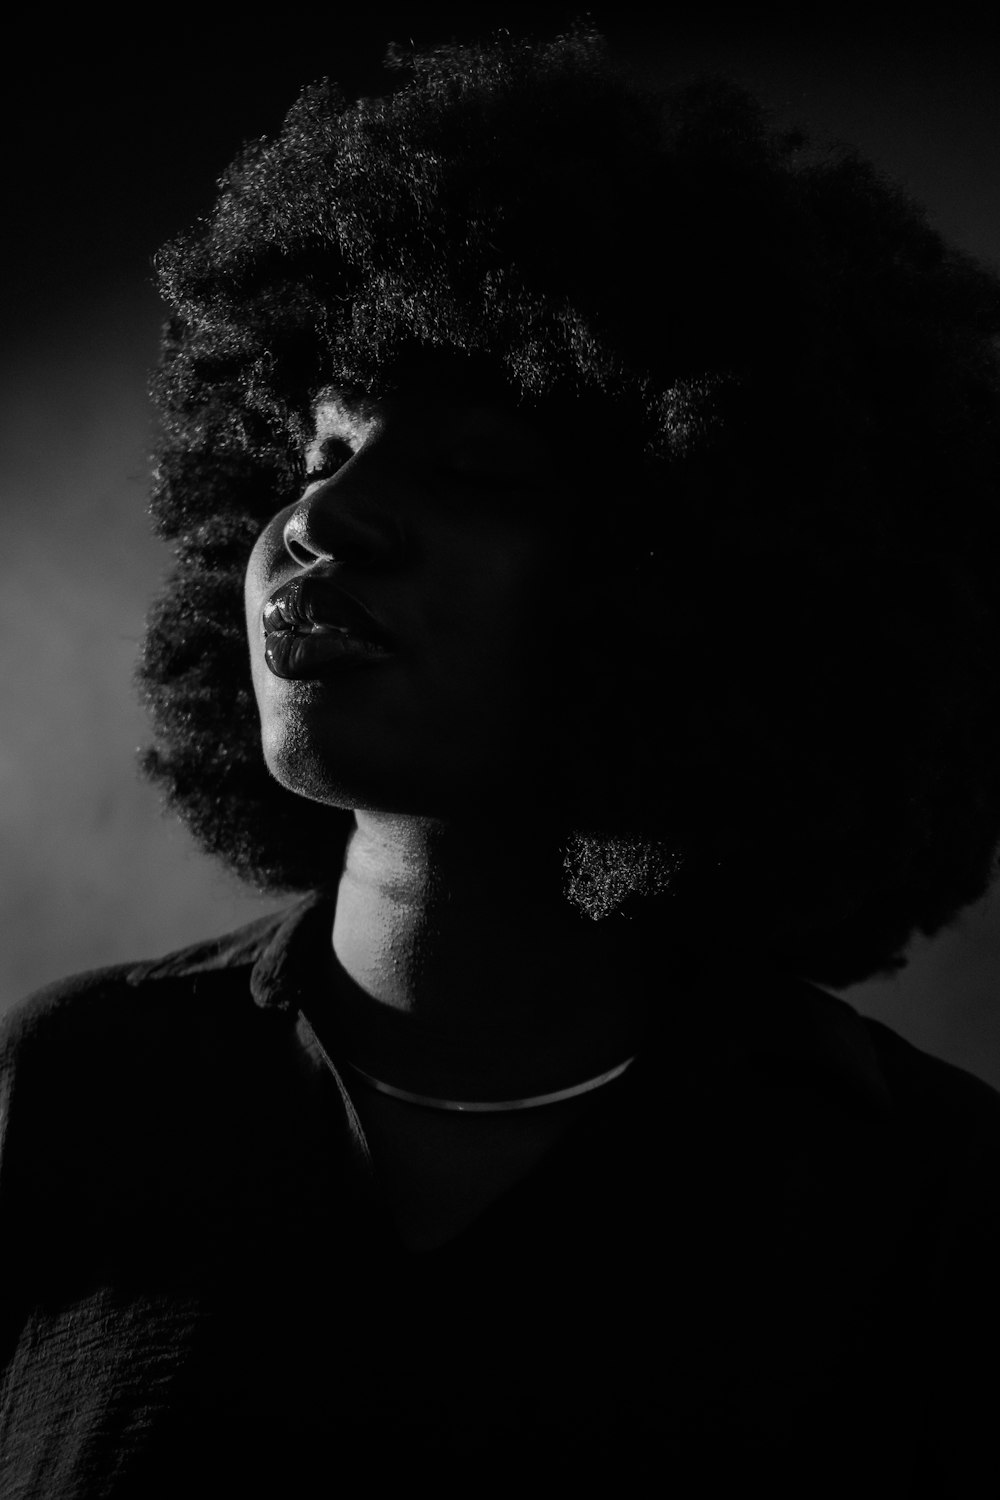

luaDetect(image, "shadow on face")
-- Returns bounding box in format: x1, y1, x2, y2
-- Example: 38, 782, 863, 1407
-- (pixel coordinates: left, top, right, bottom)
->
243, 351, 640, 825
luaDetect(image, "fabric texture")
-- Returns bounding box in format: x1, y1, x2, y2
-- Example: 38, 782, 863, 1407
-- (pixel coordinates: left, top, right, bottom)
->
1, 891, 998, 1496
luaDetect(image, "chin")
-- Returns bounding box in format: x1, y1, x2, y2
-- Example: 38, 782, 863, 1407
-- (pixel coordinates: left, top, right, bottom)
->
254, 670, 569, 820
261, 711, 377, 811
261, 720, 549, 824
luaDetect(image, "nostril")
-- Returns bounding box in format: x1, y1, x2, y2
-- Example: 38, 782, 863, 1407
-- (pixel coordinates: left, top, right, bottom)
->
282, 507, 324, 566
283, 532, 317, 567
282, 484, 408, 567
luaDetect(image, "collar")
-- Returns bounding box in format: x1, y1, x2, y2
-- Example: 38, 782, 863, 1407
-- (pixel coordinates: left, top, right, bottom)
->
249, 892, 893, 1121
128, 889, 893, 1122
248, 890, 339, 1016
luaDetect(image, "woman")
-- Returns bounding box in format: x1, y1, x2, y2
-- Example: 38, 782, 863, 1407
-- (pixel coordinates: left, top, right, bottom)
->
3, 24, 999, 1494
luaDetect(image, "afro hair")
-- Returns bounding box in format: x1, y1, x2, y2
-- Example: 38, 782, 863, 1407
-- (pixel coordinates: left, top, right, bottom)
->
135, 22, 1000, 988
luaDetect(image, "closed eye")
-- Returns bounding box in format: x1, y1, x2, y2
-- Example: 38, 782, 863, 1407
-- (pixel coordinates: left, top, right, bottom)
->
304, 437, 354, 485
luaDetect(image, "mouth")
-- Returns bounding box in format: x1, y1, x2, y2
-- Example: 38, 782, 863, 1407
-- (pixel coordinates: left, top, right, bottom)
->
261, 574, 397, 679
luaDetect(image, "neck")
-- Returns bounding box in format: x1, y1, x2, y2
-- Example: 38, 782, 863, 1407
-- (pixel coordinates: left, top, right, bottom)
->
329, 811, 652, 1098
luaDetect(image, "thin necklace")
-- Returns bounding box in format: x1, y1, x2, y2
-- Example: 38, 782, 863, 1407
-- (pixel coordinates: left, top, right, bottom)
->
340, 1054, 637, 1112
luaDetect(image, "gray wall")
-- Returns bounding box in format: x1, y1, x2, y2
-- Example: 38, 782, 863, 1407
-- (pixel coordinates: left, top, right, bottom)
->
1, 293, 290, 1004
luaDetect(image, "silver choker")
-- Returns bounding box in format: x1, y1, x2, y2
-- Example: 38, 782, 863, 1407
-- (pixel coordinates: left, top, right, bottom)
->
342, 1055, 636, 1112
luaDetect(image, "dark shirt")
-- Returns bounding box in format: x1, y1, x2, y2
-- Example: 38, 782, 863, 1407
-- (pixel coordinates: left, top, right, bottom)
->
1, 891, 997, 1496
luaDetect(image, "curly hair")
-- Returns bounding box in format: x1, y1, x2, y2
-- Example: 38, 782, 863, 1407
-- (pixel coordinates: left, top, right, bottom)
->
135, 21, 1000, 988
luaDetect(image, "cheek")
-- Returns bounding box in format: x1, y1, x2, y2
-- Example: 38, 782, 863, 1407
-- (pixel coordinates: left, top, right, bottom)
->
426, 522, 568, 641
417, 574, 551, 708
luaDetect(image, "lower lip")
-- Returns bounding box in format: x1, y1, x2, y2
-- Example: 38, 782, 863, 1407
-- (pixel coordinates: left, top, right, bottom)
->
264, 630, 396, 680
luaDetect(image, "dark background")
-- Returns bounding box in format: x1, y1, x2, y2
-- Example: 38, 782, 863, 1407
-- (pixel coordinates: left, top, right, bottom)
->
5, 5, 1000, 1085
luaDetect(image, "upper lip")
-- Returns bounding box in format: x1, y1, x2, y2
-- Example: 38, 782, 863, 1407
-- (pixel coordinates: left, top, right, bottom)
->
262, 574, 395, 648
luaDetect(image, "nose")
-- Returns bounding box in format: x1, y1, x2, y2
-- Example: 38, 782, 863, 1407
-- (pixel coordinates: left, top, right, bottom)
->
282, 471, 406, 569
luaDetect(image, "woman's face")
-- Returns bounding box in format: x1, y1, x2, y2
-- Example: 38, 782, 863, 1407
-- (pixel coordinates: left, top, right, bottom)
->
244, 363, 611, 821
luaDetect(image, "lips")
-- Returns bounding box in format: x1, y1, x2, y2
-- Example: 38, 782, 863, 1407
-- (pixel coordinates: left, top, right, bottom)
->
262, 575, 395, 649
261, 574, 397, 680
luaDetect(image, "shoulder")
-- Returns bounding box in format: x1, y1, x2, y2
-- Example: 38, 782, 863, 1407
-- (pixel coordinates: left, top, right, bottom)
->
0, 898, 333, 1297
0, 895, 319, 1181
847, 1008, 1000, 1262
772, 975, 1000, 1134
0, 903, 304, 1094
736, 975, 1000, 1221
859, 1008, 1000, 1134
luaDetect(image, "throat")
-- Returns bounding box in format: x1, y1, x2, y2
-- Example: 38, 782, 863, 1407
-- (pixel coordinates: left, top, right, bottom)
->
329, 813, 650, 1104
